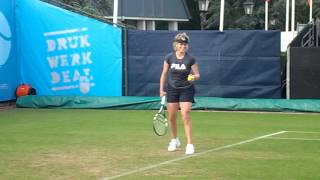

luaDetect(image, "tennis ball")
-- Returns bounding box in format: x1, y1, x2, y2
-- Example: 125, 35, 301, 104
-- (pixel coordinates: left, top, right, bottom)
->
187, 74, 193, 81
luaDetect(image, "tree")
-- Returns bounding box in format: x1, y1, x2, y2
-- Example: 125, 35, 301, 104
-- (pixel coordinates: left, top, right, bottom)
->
50, 0, 319, 30
205, 0, 319, 30
54, 0, 113, 16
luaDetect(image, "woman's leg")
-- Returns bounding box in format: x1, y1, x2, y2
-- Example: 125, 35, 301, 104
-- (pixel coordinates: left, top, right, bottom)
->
167, 102, 179, 138
179, 102, 193, 144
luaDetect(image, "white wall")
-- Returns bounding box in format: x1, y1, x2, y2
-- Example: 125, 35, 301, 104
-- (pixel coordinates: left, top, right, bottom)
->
281, 31, 298, 52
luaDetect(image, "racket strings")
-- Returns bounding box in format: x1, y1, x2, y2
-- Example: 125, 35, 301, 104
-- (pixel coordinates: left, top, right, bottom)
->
153, 113, 168, 136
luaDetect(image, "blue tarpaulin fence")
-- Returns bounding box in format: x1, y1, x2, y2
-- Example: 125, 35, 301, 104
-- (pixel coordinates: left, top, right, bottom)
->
127, 30, 281, 98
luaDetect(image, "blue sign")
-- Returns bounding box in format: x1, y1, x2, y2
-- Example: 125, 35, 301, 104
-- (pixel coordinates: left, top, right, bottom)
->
16, 0, 122, 96
0, 0, 18, 101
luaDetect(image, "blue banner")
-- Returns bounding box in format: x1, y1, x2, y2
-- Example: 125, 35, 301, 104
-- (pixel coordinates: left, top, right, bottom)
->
16, 0, 122, 96
0, 0, 18, 101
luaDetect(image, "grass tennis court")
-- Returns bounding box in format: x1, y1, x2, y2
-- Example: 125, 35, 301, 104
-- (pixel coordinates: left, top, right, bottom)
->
1, 108, 320, 180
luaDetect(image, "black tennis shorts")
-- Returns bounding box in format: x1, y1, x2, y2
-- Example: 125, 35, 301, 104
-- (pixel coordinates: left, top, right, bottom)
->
167, 84, 195, 103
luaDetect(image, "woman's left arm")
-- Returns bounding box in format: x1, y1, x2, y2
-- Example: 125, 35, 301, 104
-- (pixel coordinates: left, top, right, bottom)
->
191, 63, 200, 81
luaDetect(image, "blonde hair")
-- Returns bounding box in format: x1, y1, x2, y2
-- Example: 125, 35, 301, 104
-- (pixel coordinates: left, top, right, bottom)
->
172, 32, 190, 51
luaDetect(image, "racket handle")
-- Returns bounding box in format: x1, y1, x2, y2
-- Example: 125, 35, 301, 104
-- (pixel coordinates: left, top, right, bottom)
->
161, 96, 166, 105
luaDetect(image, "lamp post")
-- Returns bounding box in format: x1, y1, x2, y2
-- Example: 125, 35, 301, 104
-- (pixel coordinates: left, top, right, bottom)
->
243, 0, 254, 15
198, 0, 210, 30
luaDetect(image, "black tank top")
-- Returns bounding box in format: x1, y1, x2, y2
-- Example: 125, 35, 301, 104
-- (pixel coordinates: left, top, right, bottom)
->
165, 52, 196, 88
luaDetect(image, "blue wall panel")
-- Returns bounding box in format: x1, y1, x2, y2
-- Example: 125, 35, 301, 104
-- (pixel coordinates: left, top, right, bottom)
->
16, 0, 122, 96
0, 0, 18, 101
127, 30, 281, 98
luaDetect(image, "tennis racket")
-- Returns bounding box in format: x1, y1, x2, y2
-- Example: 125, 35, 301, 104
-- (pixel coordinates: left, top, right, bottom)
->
152, 96, 168, 136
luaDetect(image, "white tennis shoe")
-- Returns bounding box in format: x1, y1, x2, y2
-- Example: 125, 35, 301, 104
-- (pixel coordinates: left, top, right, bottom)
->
167, 138, 181, 152
185, 144, 195, 155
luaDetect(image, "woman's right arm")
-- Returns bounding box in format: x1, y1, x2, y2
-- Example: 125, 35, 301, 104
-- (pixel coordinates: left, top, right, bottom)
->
160, 61, 169, 97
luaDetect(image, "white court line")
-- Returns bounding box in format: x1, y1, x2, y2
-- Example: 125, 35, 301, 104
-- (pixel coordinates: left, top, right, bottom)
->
286, 130, 320, 134
266, 137, 320, 141
194, 110, 320, 115
101, 131, 287, 180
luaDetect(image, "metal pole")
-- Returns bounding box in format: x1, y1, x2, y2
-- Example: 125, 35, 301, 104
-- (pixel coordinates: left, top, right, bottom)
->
309, 0, 313, 22
286, 0, 289, 32
286, 48, 291, 99
219, 0, 225, 31
122, 28, 128, 96
265, 1, 268, 30
291, 0, 295, 32
113, 0, 119, 26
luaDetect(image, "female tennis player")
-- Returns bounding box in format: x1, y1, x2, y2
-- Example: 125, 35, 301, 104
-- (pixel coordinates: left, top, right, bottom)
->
159, 32, 200, 155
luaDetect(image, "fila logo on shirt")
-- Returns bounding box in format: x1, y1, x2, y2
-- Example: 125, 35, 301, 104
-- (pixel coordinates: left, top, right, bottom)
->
171, 63, 186, 70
